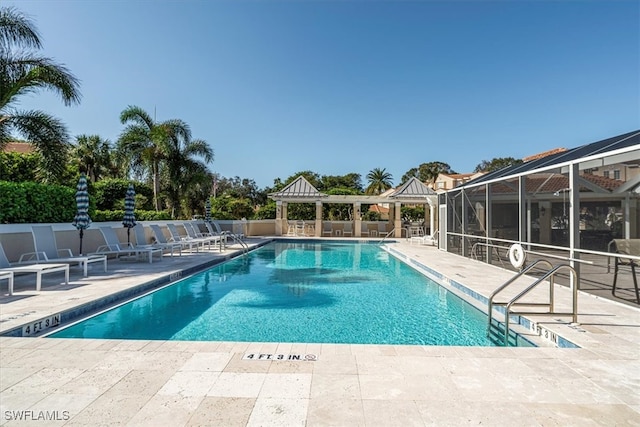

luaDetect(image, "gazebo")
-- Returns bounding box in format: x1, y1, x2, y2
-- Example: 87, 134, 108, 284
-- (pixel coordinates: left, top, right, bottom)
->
269, 176, 438, 238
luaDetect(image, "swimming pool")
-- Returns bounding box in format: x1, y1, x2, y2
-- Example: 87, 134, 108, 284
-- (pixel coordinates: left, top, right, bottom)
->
49, 241, 531, 346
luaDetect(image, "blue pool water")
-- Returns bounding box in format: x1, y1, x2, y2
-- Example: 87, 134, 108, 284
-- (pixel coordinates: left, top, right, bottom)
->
50, 241, 511, 346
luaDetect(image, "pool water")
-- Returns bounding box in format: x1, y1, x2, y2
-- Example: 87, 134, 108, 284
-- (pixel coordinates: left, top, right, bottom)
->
50, 241, 515, 346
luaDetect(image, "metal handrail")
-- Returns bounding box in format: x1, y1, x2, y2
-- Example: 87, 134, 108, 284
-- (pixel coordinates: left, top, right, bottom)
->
378, 228, 396, 245
487, 260, 579, 345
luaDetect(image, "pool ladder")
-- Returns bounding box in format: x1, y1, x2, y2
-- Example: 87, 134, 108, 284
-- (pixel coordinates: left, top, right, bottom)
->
227, 232, 249, 255
487, 260, 579, 346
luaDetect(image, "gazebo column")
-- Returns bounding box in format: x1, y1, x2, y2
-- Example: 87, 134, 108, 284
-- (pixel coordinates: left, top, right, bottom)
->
275, 201, 283, 236
394, 202, 402, 238
315, 201, 323, 237
282, 202, 288, 236
355, 202, 362, 237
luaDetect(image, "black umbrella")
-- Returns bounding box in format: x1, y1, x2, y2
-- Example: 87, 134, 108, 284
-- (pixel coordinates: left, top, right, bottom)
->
72, 173, 91, 255
122, 184, 136, 244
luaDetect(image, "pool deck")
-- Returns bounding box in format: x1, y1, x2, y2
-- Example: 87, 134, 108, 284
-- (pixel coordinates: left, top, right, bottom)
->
0, 238, 639, 426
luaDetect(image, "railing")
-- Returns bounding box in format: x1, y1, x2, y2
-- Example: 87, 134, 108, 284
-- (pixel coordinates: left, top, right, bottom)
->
378, 228, 396, 246
487, 259, 579, 345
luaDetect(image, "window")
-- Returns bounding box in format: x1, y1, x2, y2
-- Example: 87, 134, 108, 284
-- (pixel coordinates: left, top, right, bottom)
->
613, 170, 620, 180
604, 170, 610, 178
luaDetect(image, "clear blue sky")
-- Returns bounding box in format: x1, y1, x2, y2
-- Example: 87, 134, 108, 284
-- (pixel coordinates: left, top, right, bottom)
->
6, 0, 639, 189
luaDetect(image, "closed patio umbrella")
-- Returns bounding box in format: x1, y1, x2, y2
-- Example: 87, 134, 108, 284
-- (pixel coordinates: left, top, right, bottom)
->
72, 173, 91, 255
122, 184, 136, 244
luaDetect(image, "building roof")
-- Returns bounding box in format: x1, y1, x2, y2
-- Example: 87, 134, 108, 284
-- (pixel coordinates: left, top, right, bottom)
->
465, 130, 640, 187
3, 142, 35, 154
522, 148, 568, 162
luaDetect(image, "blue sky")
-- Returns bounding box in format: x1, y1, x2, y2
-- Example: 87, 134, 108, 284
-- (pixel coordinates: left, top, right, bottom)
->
6, 0, 639, 189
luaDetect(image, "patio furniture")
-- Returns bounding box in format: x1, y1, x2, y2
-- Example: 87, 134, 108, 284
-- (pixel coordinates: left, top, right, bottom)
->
148, 224, 183, 256
134, 223, 181, 257
19, 225, 107, 277
166, 223, 206, 252
322, 222, 333, 237
611, 239, 639, 303
343, 222, 353, 237
361, 222, 370, 237
94, 226, 163, 264
0, 242, 69, 295
410, 231, 438, 246
183, 222, 220, 249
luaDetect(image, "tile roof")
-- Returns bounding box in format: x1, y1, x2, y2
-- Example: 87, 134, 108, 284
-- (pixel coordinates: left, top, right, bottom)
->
3, 142, 35, 154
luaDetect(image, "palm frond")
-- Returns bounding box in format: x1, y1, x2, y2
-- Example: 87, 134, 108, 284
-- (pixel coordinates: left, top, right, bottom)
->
0, 7, 41, 50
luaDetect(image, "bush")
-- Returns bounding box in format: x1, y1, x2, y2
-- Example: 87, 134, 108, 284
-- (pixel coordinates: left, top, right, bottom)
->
94, 179, 154, 210
93, 209, 171, 222
0, 181, 77, 223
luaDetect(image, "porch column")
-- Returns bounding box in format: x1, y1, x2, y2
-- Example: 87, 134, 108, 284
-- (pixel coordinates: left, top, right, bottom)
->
394, 202, 402, 238
355, 202, 362, 237
282, 202, 288, 236
315, 201, 323, 237
275, 201, 283, 236
427, 199, 435, 236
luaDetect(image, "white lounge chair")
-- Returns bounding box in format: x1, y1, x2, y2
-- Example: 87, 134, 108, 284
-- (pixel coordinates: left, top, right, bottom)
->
183, 222, 220, 250
203, 221, 228, 249
410, 231, 438, 246
148, 224, 183, 256
134, 224, 180, 257
361, 222, 370, 237
166, 223, 204, 252
343, 222, 353, 237
377, 222, 387, 237
95, 226, 163, 263
1, 242, 68, 295
20, 225, 107, 277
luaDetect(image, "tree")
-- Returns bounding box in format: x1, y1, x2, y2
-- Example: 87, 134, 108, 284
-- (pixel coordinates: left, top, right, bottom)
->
474, 157, 523, 173
401, 162, 455, 185
365, 167, 393, 195
117, 105, 191, 211
71, 135, 113, 182
162, 129, 213, 218
0, 6, 81, 183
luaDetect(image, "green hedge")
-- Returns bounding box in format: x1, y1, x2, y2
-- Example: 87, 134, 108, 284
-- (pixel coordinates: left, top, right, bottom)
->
0, 181, 77, 223
93, 209, 172, 222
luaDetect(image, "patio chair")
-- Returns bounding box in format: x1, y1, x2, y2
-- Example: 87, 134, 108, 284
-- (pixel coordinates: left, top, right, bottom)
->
410, 231, 438, 247
19, 225, 107, 277
95, 226, 163, 264
1, 242, 68, 295
361, 222, 370, 237
183, 222, 220, 250
204, 221, 228, 249
133, 223, 182, 257
322, 222, 333, 237
148, 224, 183, 256
343, 222, 353, 237
166, 223, 204, 253
611, 239, 639, 304
377, 222, 387, 237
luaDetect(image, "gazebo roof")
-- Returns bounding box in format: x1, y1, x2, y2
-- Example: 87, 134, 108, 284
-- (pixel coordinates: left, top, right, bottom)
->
389, 177, 437, 199
268, 176, 327, 199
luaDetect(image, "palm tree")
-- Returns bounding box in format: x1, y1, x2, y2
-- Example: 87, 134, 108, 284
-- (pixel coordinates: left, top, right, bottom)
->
71, 135, 113, 182
162, 128, 213, 218
0, 6, 81, 183
117, 105, 187, 211
365, 167, 393, 195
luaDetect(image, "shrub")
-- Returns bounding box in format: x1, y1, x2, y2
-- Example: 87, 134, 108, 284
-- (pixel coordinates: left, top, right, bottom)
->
0, 181, 77, 223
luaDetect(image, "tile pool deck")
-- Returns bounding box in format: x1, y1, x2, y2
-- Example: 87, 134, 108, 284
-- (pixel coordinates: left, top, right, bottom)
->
0, 238, 639, 426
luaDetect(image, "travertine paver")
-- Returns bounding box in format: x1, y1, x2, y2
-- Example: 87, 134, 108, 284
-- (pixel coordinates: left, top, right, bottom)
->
0, 239, 638, 426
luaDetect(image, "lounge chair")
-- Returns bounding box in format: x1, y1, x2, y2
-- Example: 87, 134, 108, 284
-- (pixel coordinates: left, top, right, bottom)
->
134, 224, 180, 257
1, 242, 68, 295
166, 223, 205, 252
148, 224, 184, 256
343, 222, 353, 237
361, 222, 370, 237
204, 221, 228, 250
322, 222, 333, 237
183, 222, 220, 250
611, 239, 639, 304
94, 226, 163, 264
410, 231, 438, 246
377, 222, 387, 237
19, 225, 107, 277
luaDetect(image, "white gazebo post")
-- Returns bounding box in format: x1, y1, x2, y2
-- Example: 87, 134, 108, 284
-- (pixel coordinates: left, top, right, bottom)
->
427, 198, 435, 236
315, 201, 323, 237
275, 201, 283, 236
394, 202, 402, 238
354, 202, 362, 237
